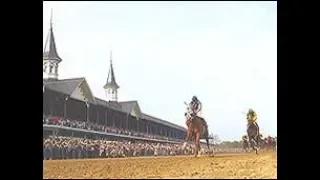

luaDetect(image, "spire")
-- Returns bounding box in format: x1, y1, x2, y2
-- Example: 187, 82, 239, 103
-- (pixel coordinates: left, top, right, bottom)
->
104, 51, 119, 89
43, 9, 62, 62
110, 50, 113, 65
50, 8, 53, 29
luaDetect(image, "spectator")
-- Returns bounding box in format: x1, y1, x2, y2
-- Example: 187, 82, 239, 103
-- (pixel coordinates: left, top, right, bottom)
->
43, 136, 196, 160
43, 115, 183, 142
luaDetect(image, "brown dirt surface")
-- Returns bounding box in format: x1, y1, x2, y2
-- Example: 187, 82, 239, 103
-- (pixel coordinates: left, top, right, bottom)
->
43, 151, 277, 179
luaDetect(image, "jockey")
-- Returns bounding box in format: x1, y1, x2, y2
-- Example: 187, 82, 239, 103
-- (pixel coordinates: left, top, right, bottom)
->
189, 96, 207, 128
189, 96, 202, 119
246, 108, 259, 129
247, 108, 257, 123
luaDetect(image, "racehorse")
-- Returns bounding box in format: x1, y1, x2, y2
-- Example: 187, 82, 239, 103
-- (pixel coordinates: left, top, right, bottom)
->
247, 121, 260, 154
263, 136, 277, 151
182, 102, 212, 157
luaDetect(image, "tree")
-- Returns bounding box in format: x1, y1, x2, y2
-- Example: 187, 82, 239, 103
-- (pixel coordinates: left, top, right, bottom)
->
209, 133, 221, 145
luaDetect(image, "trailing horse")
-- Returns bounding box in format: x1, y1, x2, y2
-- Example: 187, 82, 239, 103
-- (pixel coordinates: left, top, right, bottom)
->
182, 102, 212, 157
247, 121, 260, 154
261, 136, 277, 151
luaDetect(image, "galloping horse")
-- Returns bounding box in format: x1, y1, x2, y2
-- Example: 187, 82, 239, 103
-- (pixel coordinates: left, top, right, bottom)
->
247, 121, 260, 154
182, 102, 211, 157
262, 136, 277, 151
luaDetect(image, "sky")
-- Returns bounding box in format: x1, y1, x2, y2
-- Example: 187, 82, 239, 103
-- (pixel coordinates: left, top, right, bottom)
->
43, 1, 277, 141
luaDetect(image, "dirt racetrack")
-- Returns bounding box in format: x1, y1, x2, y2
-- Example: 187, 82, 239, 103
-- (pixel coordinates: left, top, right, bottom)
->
43, 151, 277, 179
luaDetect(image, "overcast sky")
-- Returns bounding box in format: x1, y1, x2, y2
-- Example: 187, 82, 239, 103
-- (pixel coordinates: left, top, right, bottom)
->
43, 1, 277, 141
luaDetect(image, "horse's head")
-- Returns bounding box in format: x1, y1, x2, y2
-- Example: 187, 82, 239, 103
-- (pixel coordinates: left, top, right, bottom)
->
185, 112, 192, 127
184, 102, 193, 122
184, 103, 195, 134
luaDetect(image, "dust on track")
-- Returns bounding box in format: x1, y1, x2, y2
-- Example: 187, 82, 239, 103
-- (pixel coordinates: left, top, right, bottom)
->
43, 151, 277, 179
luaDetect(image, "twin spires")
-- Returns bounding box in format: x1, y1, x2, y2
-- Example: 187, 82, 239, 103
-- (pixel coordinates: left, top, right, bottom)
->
43, 9, 120, 100
43, 9, 62, 62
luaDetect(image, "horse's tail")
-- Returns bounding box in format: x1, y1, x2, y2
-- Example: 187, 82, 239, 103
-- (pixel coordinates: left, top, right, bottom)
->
255, 123, 260, 144
206, 138, 210, 150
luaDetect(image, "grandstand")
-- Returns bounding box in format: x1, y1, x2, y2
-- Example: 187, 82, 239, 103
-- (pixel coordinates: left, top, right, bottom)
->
43, 13, 187, 142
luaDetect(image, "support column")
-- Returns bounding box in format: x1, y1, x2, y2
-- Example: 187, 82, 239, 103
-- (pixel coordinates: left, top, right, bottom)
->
126, 115, 129, 130
64, 96, 69, 118
105, 109, 108, 126
97, 107, 99, 124
86, 102, 90, 122
137, 120, 139, 132
50, 101, 53, 116
147, 123, 149, 134
112, 113, 115, 127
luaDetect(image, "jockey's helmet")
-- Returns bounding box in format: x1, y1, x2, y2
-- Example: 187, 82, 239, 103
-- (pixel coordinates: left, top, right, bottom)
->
248, 108, 254, 113
192, 96, 198, 101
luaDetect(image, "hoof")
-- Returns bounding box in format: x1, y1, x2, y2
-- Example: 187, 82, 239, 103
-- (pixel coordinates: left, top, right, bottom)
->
211, 152, 215, 157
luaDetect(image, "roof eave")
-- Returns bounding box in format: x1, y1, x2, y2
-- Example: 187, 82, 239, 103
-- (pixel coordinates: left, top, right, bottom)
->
103, 83, 119, 89
43, 56, 62, 62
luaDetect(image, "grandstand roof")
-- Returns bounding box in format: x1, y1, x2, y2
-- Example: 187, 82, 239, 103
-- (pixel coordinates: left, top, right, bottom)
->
44, 78, 186, 132
44, 78, 84, 95
141, 113, 186, 131
43, 77, 95, 103
118, 101, 142, 119
95, 97, 123, 111
117, 101, 185, 131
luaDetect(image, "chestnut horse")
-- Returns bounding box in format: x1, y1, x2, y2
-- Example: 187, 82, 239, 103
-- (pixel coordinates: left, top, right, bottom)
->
182, 102, 211, 157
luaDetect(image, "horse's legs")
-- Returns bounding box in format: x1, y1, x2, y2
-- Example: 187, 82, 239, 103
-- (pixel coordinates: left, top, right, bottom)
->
197, 143, 201, 157
255, 136, 260, 154
185, 130, 191, 142
182, 130, 191, 150
249, 137, 259, 155
256, 136, 260, 148
248, 137, 254, 150
194, 133, 200, 157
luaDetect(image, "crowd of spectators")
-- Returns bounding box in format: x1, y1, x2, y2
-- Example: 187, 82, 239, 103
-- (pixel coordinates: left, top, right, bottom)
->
43, 115, 183, 142
43, 136, 199, 160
